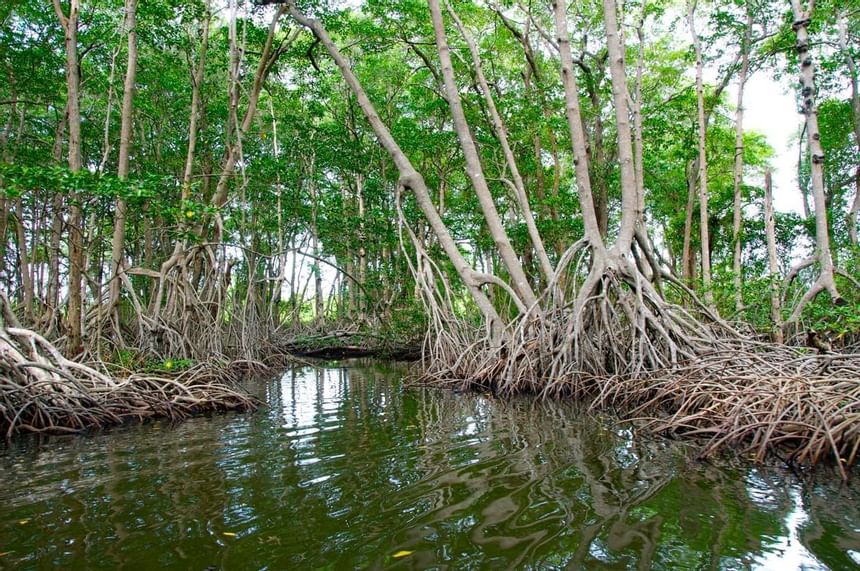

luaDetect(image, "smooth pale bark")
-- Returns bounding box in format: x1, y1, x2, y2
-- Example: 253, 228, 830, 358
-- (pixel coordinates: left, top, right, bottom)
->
763, 170, 783, 343
446, 2, 554, 285
496, 9, 562, 243
53, 0, 84, 356
151, 3, 210, 320
632, 2, 647, 219
43, 109, 67, 334
581, 60, 610, 238
428, 0, 538, 310
0, 63, 15, 295
837, 14, 860, 246
687, 0, 714, 307
210, 6, 291, 211
850, 172, 860, 246
98, 40, 122, 173
786, 0, 843, 321
796, 128, 812, 219
109, 0, 138, 311
184, 1, 210, 196
731, 6, 753, 312
551, 0, 604, 249
602, 0, 639, 253
286, 1, 504, 335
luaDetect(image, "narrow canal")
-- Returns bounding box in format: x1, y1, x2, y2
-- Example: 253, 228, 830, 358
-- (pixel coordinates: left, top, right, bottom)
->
1, 361, 859, 569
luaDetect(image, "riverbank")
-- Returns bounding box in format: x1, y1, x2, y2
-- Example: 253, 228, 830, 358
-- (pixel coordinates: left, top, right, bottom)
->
418, 337, 860, 479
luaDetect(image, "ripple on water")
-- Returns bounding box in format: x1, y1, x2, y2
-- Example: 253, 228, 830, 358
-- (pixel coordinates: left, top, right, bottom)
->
1, 363, 859, 570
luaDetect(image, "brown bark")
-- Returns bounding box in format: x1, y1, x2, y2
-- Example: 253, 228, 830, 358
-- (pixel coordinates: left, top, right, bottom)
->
53, 0, 84, 356
109, 0, 138, 312
763, 170, 783, 342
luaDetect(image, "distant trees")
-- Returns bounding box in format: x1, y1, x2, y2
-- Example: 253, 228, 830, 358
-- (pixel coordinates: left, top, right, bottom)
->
0, 0, 858, 364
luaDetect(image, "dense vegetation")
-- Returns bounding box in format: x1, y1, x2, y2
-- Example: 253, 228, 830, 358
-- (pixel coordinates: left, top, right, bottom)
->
0, 0, 859, 467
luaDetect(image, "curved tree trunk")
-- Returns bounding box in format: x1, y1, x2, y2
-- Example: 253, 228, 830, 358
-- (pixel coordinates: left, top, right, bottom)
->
837, 13, 860, 246
285, 1, 504, 337
447, 2, 555, 286
551, 0, 604, 250
763, 170, 783, 342
428, 0, 538, 311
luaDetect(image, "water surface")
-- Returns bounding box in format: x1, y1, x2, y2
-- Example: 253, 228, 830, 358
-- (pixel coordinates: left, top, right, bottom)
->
1, 361, 859, 569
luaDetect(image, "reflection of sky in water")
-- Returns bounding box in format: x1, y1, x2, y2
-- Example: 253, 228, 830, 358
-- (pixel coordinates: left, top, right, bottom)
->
754, 484, 826, 570
1, 363, 859, 570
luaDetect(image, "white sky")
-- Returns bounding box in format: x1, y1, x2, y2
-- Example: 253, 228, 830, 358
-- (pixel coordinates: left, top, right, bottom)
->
730, 73, 805, 215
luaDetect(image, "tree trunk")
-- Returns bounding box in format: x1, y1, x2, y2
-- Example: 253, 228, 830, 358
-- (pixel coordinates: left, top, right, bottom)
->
732, 6, 753, 312
210, 6, 291, 212
356, 173, 367, 316
552, 0, 604, 249
447, 2, 554, 285
53, 0, 84, 356
632, 3, 647, 219
764, 170, 783, 343
787, 0, 843, 320
286, 1, 504, 337
428, 0, 538, 310
603, 0, 640, 253
13, 199, 33, 321
682, 158, 698, 284
583, 64, 610, 239
109, 0, 138, 313
688, 0, 714, 307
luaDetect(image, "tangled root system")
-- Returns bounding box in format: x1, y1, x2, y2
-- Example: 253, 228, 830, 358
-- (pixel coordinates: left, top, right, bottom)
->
0, 295, 261, 437
416, 249, 860, 477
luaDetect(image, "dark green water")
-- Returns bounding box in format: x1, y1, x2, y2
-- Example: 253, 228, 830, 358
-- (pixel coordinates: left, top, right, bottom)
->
1, 361, 859, 570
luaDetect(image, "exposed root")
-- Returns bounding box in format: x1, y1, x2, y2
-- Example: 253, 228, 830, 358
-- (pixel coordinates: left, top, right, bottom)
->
0, 294, 261, 437
414, 249, 860, 476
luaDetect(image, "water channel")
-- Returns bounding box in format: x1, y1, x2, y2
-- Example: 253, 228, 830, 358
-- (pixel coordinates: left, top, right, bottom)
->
1, 361, 859, 569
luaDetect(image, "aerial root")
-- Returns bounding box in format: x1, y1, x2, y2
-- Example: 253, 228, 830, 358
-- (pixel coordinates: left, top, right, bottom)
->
415, 261, 860, 476
0, 303, 262, 437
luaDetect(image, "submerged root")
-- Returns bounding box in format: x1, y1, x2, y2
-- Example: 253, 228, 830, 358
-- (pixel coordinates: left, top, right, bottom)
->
0, 295, 261, 437
416, 253, 860, 475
